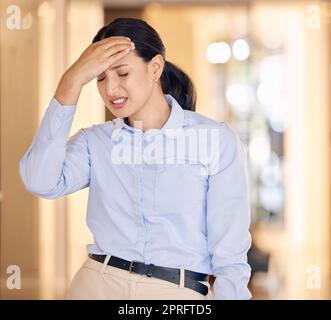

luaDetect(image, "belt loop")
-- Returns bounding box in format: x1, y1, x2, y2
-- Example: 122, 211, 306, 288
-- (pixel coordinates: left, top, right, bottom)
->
179, 268, 185, 288
99, 255, 111, 274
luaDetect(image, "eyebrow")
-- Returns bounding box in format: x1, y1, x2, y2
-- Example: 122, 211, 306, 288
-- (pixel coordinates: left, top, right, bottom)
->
110, 63, 129, 70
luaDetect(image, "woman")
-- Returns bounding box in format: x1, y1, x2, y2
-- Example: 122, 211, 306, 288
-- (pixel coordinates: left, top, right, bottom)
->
19, 18, 252, 300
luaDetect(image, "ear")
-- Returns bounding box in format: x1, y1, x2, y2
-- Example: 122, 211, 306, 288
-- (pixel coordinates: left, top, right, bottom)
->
149, 54, 164, 81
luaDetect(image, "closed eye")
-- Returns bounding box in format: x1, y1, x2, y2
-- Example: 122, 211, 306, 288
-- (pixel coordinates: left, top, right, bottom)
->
97, 73, 128, 82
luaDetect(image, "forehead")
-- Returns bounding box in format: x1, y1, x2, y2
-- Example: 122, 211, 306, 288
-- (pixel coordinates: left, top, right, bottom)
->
111, 51, 146, 69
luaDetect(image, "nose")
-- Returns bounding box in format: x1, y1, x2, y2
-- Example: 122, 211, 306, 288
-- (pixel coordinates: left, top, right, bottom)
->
104, 73, 120, 96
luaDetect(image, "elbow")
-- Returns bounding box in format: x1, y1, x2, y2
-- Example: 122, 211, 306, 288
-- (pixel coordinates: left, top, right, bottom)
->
21, 178, 60, 199
19, 160, 61, 199
22, 183, 59, 199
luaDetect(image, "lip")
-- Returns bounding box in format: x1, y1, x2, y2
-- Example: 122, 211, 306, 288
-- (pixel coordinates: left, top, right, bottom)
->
110, 98, 128, 109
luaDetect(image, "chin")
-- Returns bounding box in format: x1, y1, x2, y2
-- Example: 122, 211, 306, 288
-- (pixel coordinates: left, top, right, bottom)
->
107, 106, 131, 118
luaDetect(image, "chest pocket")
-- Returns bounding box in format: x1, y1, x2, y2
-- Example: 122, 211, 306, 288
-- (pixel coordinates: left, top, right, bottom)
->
153, 159, 208, 215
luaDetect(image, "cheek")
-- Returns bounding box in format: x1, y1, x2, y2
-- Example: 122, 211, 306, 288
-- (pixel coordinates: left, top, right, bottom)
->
129, 67, 152, 87
124, 75, 148, 95
97, 82, 105, 95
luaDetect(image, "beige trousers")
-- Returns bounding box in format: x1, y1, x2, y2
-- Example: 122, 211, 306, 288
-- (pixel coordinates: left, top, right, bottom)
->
65, 257, 212, 300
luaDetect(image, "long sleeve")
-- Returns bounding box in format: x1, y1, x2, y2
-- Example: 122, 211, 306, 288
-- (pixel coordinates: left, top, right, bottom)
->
19, 97, 91, 199
207, 123, 252, 300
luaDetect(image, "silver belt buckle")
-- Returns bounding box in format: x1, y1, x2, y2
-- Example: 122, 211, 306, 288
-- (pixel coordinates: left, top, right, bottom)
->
129, 261, 136, 273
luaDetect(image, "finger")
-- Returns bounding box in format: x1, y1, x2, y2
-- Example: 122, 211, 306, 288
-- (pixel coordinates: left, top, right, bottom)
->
96, 36, 131, 44
103, 43, 134, 57
107, 47, 132, 64
96, 36, 132, 48
103, 39, 134, 51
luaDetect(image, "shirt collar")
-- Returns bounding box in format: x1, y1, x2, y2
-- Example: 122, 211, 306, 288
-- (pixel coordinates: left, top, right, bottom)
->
110, 94, 185, 141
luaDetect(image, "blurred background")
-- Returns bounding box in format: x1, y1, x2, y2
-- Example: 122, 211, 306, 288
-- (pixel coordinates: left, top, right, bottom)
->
0, 0, 330, 299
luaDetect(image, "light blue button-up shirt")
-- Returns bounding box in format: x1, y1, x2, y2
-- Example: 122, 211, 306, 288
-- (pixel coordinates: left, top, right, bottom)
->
19, 94, 252, 299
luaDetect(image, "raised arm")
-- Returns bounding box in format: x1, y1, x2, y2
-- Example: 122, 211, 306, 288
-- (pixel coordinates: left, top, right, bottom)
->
19, 36, 135, 199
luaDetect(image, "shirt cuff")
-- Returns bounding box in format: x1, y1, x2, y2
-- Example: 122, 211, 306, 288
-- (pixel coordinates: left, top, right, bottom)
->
35, 96, 77, 143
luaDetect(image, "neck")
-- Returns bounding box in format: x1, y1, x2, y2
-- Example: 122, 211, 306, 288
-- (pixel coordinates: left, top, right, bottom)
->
127, 88, 171, 132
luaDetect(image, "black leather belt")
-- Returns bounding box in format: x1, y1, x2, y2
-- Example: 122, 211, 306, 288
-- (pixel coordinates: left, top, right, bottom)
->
88, 254, 209, 296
